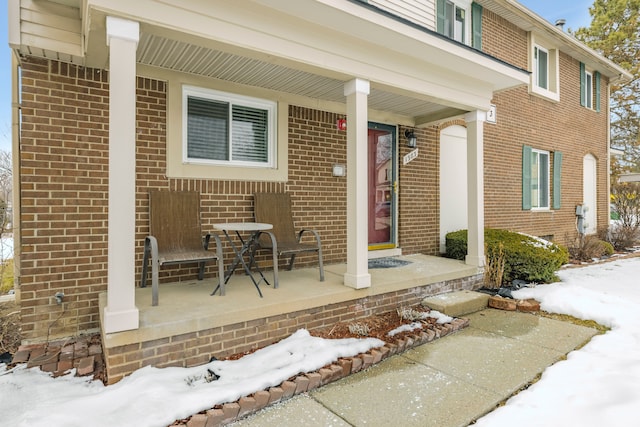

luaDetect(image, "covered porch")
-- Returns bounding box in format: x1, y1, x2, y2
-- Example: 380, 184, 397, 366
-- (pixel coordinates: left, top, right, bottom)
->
99, 254, 482, 383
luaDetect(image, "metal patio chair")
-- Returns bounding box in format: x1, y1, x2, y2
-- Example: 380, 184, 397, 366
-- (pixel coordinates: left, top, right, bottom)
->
253, 192, 325, 288
141, 191, 224, 306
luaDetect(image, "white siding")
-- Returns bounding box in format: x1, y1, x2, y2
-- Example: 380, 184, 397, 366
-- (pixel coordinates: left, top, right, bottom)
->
17, 0, 83, 61
369, 0, 436, 31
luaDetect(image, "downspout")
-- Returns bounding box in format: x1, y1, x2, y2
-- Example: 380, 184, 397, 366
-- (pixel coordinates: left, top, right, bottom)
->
606, 82, 611, 220
10, 53, 21, 303
9, 0, 22, 302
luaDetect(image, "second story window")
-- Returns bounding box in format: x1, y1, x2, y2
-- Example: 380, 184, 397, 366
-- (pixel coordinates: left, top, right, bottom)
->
529, 34, 559, 102
437, 0, 482, 48
584, 69, 593, 109
444, 1, 466, 43
534, 45, 549, 90
580, 62, 601, 112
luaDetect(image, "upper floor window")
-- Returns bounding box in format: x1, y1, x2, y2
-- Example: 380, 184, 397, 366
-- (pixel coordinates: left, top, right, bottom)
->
436, 0, 482, 49
580, 62, 601, 112
584, 69, 593, 109
529, 34, 559, 102
182, 86, 276, 167
534, 45, 549, 90
445, 0, 466, 43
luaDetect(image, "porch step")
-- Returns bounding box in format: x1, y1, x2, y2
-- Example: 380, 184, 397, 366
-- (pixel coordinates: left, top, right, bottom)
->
421, 290, 489, 317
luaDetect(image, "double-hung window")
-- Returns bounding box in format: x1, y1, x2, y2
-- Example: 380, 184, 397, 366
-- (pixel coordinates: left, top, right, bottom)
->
436, 0, 482, 49
523, 146, 562, 210
530, 149, 549, 209
584, 69, 593, 109
580, 62, 601, 111
183, 86, 276, 167
534, 45, 549, 90
529, 34, 559, 101
443, 0, 466, 43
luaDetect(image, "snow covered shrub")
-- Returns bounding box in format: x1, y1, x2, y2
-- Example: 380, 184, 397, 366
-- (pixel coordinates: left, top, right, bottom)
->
445, 229, 569, 285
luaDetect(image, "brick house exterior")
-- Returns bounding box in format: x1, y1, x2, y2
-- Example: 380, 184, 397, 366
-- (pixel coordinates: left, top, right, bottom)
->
9, 0, 630, 382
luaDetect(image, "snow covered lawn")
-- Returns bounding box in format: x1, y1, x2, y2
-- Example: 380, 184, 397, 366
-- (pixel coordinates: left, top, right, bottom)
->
475, 256, 640, 426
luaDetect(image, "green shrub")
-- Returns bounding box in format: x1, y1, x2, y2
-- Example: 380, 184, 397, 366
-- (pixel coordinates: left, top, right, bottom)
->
602, 240, 615, 256
445, 229, 569, 285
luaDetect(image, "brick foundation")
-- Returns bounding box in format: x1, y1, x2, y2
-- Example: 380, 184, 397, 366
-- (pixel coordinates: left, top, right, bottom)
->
103, 274, 483, 384
170, 316, 471, 426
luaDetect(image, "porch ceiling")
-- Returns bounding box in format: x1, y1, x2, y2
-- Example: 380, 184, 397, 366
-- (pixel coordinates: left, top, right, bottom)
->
136, 33, 449, 120
12, 0, 530, 123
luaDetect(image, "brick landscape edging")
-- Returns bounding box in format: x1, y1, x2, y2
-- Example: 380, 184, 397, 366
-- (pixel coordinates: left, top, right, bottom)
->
170, 317, 470, 427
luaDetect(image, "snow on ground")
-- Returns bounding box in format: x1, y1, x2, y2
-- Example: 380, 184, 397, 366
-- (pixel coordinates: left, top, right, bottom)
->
474, 256, 640, 427
0, 330, 383, 427
2, 256, 640, 427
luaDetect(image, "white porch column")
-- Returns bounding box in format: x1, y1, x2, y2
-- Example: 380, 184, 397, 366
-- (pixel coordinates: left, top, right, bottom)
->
103, 17, 140, 333
343, 78, 371, 288
465, 110, 486, 267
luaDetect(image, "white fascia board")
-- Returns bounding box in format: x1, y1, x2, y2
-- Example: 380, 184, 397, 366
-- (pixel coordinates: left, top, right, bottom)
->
85, 0, 525, 110
253, 0, 529, 90
8, 0, 21, 49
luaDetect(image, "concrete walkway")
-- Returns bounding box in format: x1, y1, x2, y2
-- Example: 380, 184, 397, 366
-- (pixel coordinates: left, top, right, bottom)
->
230, 309, 599, 427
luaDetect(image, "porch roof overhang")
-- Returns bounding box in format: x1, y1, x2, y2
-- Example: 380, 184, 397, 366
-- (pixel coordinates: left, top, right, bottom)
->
11, 0, 529, 124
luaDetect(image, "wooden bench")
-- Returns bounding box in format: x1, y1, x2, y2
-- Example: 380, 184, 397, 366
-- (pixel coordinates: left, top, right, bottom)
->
140, 191, 224, 306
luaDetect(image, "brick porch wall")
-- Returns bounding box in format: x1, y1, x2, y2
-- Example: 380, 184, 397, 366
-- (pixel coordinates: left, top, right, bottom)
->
103, 273, 482, 384
18, 58, 441, 342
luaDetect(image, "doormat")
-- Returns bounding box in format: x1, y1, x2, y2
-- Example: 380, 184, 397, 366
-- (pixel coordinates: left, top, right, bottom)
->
368, 257, 412, 269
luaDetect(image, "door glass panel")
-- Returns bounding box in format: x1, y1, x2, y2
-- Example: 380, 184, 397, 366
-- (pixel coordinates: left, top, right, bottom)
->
368, 127, 393, 246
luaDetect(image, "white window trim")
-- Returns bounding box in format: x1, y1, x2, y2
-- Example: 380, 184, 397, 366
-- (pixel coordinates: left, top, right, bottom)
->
529, 34, 560, 102
584, 69, 594, 110
531, 148, 550, 210
158, 69, 288, 182
534, 45, 549, 89
443, 0, 472, 46
182, 85, 277, 168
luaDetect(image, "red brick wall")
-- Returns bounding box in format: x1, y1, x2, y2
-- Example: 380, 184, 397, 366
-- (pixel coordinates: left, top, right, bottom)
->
482, 9, 528, 69
481, 11, 610, 244
19, 59, 109, 341
18, 59, 443, 341
18, 8, 612, 342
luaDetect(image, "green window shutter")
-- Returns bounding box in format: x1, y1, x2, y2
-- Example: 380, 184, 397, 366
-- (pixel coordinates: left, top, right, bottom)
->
522, 145, 532, 210
595, 71, 601, 112
471, 3, 483, 50
553, 151, 562, 209
436, 0, 445, 34
580, 62, 586, 107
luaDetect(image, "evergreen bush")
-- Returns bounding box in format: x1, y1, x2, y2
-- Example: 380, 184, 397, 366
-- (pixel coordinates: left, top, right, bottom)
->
445, 229, 569, 284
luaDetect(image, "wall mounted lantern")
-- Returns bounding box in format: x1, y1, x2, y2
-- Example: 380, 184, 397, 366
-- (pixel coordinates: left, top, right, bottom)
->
404, 129, 417, 148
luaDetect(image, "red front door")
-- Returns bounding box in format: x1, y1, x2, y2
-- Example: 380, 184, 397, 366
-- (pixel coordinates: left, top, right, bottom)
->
368, 123, 395, 248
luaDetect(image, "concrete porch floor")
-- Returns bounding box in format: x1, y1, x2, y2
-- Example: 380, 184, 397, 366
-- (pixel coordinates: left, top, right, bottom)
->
100, 254, 480, 350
